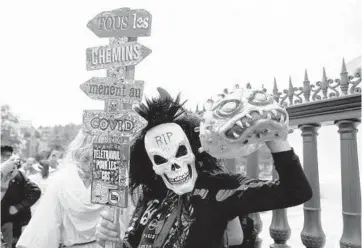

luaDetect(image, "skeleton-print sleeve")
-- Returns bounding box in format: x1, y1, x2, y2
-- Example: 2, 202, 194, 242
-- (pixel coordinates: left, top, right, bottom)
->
123, 192, 149, 247
217, 149, 312, 218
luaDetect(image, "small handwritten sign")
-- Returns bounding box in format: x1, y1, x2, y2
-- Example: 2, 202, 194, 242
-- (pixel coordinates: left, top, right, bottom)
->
83, 110, 148, 139
91, 143, 130, 207
80, 77, 144, 104
87, 8, 152, 38
86, 42, 152, 71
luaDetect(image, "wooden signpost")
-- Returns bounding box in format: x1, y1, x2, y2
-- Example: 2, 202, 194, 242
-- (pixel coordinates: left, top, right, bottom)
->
82, 7, 152, 248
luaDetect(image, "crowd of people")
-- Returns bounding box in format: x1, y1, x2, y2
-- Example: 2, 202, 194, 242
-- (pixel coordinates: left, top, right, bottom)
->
0, 88, 313, 248
1, 138, 135, 248
1, 146, 40, 248
0, 146, 63, 247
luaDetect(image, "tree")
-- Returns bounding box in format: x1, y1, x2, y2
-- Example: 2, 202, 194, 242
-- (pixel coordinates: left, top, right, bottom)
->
1, 105, 25, 153
43, 123, 81, 152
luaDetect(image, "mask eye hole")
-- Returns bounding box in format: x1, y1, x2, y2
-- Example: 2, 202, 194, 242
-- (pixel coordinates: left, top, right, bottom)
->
154, 155, 168, 165
215, 100, 242, 117
176, 145, 188, 158
249, 91, 273, 105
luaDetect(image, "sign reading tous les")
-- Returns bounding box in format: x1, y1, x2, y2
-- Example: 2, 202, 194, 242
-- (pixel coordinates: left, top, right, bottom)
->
81, 6, 151, 220
91, 143, 130, 208
87, 8, 152, 38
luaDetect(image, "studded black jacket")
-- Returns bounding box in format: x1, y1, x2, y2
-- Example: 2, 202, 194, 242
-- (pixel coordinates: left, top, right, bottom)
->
123, 149, 312, 248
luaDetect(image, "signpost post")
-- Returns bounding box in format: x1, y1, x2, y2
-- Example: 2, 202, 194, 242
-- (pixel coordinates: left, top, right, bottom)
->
82, 7, 152, 248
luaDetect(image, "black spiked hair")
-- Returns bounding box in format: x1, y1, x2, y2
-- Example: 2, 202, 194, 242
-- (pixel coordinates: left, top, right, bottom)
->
130, 89, 221, 198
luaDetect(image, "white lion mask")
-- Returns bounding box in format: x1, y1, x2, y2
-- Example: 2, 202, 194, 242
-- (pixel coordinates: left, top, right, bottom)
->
144, 123, 197, 195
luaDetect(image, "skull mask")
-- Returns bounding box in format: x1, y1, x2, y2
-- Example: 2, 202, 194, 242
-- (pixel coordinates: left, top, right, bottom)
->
145, 123, 197, 195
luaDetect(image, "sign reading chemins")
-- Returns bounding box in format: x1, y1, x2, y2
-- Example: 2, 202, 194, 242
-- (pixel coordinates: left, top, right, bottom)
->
87, 8, 152, 38
80, 77, 144, 103
86, 41, 151, 71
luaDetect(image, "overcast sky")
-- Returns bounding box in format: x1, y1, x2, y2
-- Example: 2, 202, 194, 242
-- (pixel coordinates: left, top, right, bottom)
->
0, 0, 360, 126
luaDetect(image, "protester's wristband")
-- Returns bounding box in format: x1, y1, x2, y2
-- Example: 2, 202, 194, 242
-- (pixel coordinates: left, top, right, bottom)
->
14, 204, 23, 212
266, 140, 291, 153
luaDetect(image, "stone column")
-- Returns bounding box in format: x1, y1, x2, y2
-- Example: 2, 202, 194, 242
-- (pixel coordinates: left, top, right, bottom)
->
299, 124, 326, 248
246, 149, 263, 248
335, 119, 361, 248
269, 167, 291, 248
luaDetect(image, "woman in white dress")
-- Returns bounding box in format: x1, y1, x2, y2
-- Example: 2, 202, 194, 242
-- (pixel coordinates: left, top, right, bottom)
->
16, 130, 135, 248
27, 160, 55, 215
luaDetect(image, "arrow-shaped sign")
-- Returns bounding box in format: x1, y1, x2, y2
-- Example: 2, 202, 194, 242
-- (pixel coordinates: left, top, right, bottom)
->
87, 8, 152, 38
80, 77, 144, 104
83, 110, 148, 140
86, 41, 152, 71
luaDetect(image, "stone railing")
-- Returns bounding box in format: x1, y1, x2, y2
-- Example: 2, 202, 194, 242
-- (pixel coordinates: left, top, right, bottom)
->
218, 59, 361, 248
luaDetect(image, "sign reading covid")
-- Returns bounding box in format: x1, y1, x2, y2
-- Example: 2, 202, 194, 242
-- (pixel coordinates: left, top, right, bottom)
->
83, 110, 147, 139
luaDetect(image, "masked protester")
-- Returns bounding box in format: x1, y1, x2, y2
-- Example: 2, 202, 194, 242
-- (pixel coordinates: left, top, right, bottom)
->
95, 88, 312, 248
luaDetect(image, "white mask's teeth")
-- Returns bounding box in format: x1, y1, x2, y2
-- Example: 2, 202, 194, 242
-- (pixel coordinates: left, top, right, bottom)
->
165, 167, 192, 185
245, 122, 251, 127
233, 132, 241, 138
236, 120, 243, 128
246, 113, 252, 119
280, 114, 285, 123
258, 110, 263, 115
167, 173, 191, 185
267, 113, 272, 119
271, 110, 278, 116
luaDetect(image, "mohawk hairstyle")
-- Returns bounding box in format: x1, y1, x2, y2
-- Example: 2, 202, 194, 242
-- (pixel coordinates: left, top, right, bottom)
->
134, 92, 187, 130
130, 88, 221, 198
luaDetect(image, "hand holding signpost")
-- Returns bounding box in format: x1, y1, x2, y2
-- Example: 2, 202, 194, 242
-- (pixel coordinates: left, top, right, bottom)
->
82, 7, 152, 248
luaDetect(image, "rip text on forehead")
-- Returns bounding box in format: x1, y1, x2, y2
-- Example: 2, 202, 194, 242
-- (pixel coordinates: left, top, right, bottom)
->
154, 132, 173, 147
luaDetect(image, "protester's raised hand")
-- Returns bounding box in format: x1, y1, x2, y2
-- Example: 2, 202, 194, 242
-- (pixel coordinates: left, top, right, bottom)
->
9, 206, 18, 215
1, 156, 20, 183
95, 210, 122, 247
265, 139, 291, 153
